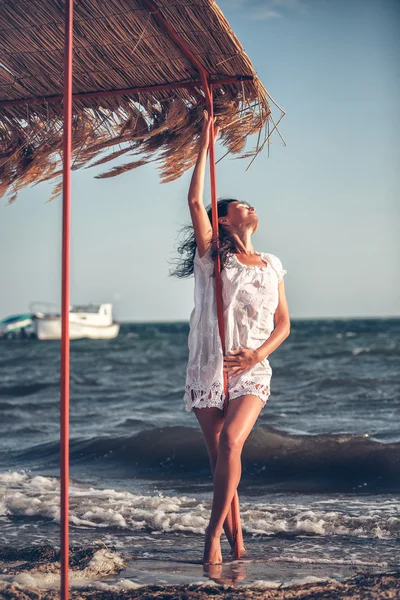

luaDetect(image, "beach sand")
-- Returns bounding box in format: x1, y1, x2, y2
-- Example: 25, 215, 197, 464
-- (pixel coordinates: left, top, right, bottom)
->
1, 573, 400, 599
0, 546, 399, 600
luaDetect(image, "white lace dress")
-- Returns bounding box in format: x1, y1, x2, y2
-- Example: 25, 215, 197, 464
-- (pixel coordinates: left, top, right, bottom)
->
184, 246, 287, 412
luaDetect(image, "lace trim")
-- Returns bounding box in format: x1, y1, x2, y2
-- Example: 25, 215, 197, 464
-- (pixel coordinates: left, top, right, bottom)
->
184, 380, 225, 412
184, 379, 271, 412
229, 380, 271, 404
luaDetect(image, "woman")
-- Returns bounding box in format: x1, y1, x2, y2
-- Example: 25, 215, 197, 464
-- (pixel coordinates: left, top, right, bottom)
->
171, 111, 290, 564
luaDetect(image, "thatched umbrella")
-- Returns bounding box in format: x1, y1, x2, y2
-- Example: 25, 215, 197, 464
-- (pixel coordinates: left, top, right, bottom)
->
0, 0, 284, 202
0, 0, 284, 596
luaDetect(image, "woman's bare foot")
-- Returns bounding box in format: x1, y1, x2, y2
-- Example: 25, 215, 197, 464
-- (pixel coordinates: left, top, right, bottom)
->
229, 543, 248, 559
203, 525, 223, 565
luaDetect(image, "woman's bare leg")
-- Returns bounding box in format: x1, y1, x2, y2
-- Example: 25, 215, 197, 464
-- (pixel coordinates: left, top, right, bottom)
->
203, 395, 264, 563
194, 405, 239, 548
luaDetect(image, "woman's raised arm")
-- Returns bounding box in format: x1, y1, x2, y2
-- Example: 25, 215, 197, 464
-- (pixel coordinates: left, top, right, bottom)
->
188, 111, 219, 258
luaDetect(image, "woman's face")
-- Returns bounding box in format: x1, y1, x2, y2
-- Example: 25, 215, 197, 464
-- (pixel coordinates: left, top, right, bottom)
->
219, 201, 259, 233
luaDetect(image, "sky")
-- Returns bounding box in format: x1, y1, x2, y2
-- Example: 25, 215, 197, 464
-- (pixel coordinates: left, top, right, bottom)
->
1, 0, 399, 322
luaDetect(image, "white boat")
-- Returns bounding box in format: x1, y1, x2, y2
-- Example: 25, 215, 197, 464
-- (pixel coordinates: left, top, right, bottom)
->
0, 313, 36, 339
34, 303, 120, 340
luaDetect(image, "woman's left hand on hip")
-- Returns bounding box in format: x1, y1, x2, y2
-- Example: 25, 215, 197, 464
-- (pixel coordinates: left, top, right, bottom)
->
223, 348, 260, 377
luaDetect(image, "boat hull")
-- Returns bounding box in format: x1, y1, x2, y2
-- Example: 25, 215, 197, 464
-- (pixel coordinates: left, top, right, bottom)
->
35, 318, 120, 340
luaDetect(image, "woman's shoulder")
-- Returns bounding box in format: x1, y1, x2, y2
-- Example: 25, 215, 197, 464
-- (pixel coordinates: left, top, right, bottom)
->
262, 251, 282, 262
263, 252, 287, 281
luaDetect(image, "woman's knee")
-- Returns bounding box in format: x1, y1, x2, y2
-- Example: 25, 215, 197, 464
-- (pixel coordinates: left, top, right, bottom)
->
218, 428, 244, 454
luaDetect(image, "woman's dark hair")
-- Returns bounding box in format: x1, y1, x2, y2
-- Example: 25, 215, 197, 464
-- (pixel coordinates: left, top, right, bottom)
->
168, 198, 250, 278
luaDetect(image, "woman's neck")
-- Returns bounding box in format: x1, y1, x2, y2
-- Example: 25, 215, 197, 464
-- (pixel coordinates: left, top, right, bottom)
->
231, 230, 254, 255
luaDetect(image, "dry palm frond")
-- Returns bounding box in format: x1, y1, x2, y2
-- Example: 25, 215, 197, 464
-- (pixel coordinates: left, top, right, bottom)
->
87, 146, 135, 169
94, 158, 148, 179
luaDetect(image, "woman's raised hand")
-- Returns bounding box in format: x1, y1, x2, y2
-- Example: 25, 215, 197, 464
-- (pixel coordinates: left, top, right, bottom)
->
199, 110, 221, 150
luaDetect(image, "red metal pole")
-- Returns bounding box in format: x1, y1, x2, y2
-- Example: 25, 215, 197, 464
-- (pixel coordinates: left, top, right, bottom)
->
205, 90, 227, 403
206, 83, 244, 560
139, 7, 245, 555
60, 0, 73, 598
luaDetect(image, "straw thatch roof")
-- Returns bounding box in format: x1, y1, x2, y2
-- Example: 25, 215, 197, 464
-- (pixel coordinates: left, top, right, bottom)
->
0, 0, 283, 203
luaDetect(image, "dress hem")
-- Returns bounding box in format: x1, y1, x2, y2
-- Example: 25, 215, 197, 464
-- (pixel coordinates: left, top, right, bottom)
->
184, 388, 270, 412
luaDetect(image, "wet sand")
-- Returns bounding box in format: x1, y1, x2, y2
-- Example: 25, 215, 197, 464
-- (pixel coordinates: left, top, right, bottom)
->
0, 546, 399, 599
1, 573, 400, 599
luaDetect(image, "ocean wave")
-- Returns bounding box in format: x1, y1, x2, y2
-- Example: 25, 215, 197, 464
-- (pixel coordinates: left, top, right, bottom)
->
1, 472, 399, 540
0, 545, 125, 590
13, 425, 400, 493
0, 383, 56, 397
306, 376, 385, 391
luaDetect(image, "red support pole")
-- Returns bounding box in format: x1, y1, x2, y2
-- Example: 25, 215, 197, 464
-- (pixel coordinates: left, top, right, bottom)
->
139, 8, 245, 555
60, 1, 73, 598
205, 90, 227, 402
206, 83, 244, 560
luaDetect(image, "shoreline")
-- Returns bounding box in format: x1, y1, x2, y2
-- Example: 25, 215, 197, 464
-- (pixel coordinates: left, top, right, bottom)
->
0, 546, 399, 599
1, 572, 400, 600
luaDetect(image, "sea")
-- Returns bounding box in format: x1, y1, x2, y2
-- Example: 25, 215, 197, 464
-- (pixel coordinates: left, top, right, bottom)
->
0, 318, 399, 591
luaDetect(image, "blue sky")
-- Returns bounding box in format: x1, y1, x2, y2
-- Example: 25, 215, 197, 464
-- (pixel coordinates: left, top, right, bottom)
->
1, 0, 399, 321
